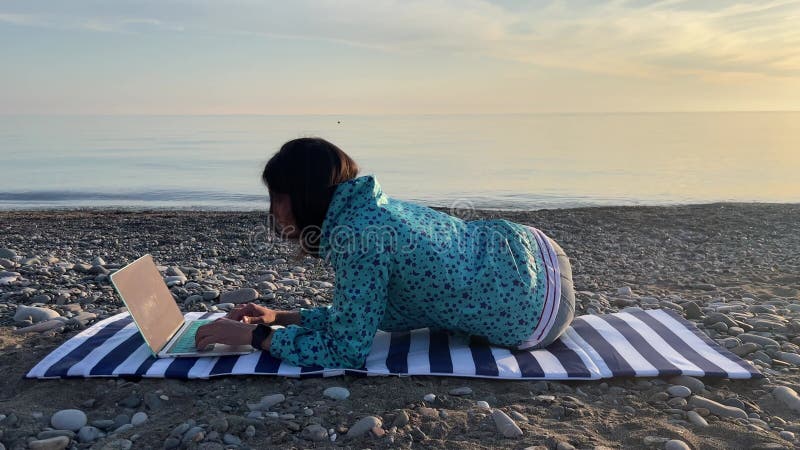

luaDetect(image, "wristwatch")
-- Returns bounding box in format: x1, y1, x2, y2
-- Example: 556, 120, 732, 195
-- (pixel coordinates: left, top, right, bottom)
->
250, 324, 272, 350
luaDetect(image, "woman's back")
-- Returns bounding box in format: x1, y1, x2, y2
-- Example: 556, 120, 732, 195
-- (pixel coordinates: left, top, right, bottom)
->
318, 174, 549, 347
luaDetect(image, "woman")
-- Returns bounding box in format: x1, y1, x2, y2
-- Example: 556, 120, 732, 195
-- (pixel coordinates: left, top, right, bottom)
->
195, 137, 575, 369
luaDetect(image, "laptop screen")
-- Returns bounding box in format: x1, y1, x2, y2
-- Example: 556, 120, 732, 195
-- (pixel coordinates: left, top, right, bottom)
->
110, 254, 185, 355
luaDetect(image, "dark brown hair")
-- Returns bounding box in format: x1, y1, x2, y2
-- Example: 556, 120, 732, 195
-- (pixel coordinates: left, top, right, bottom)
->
262, 137, 359, 256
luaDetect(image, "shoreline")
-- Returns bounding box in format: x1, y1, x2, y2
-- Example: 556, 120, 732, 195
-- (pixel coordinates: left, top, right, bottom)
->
1, 203, 799, 449
0, 200, 798, 214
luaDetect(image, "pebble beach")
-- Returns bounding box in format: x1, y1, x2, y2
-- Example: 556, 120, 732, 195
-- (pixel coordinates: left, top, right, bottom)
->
1, 203, 799, 450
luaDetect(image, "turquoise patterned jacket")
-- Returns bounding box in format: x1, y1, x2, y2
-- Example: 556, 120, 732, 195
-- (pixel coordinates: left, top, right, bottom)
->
269, 175, 547, 368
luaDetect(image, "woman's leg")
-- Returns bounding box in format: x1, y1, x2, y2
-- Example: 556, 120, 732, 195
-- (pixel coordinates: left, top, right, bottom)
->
528, 238, 575, 349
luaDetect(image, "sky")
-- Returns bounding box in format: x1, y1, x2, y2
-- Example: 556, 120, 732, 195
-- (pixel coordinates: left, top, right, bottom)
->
1, 0, 799, 115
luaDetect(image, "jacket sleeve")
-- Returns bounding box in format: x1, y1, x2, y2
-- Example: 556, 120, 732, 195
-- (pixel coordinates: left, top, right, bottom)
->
268, 239, 390, 368
297, 306, 332, 330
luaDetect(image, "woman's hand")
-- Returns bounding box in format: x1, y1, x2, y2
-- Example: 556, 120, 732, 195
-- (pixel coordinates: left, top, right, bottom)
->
225, 302, 278, 325
194, 318, 257, 350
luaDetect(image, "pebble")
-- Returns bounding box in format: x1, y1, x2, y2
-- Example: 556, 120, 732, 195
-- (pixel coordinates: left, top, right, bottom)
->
346, 416, 382, 439
393, 410, 410, 428
222, 434, 241, 445
0, 248, 17, 259
130, 411, 148, 426
688, 395, 747, 419
77, 425, 102, 443
423, 393, 436, 402
301, 424, 329, 442
773, 386, 800, 412
686, 410, 708, 427
666, 385, 692, 398
617, 286, 633, 296
664, 440, 691, 450
14, 305, 60, 324
776, 352, 800, 366
476, 400, 491, 410
247, 393, 285, 410
37, 430, 75, 440
181, 426, 205, 443
51, 408, 87, 431
668, 375, 705, 394
779, 431, 795, 441
14, 319, 66, 334
323, 386, 350, 400
491, 409, 523, 438
220, 288, 259, 304
28, 436, 70, 450
97, 439, 133, 450
202, 290, 220, 300
738, 333, 780, 348
448, 386, 473, 396
113, 414, 130, 429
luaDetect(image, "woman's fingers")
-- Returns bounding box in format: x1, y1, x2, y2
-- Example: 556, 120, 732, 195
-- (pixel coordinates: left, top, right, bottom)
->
226, 302, 255, 321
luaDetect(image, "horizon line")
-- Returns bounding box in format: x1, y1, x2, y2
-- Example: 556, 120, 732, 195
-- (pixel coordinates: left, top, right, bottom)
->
1, 110, 799, 117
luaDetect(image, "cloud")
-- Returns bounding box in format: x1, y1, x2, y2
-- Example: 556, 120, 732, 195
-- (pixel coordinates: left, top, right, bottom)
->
1, 0, 798, 79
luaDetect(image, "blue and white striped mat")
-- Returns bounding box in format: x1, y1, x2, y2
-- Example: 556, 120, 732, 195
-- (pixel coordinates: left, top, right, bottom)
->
25, 308, 763, 380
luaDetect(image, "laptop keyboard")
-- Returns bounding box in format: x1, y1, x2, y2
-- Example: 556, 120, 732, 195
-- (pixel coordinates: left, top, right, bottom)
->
168, 319, 215, 354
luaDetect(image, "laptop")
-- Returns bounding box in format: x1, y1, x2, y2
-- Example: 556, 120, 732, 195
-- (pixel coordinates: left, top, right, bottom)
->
110, 254, 256, 358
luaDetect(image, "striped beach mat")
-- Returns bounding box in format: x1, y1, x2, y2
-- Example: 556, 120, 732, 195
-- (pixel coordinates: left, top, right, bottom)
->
25, 308, 763, 380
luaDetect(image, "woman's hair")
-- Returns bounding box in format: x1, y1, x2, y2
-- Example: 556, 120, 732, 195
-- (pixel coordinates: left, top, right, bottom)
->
262, 137, 359, 256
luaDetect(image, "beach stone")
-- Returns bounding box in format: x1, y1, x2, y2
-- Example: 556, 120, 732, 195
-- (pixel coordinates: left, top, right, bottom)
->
667, 385, 692, 398
113, 414, 130, 429
131, 412, 148, 426
423, 393, 436, 402
686, 410, 708, 427
683, 301, 703, 319
301, 424, 329, 442
77, 425, 102, 443
665, 440, 691, 450
202, 290, 219, 301
617, 287, 633, 296
51, 408, 87, 431
220, 288, 259, 304
688, 395, 747, 419
739, 333, 780, 348
448, 386, 473, 396
15, 305, 60, 324
773, 386, 800, 412
181, 426, 205, 443
36, 430, 76, 440
118, 393, 141, 408
97, 439, 133, 450
163, 437, 180, 449
393, 410, 410, 428
247, 393, 285, 411
28, 436, 70, 450
323, 387, 350, 400
112, 424, 133, 434
731, 343, 759, 356
14, 319, 66, 334
780, 431, 795, 441
346, 416, 382, 439
92, 419, 115, 430
668, 376, 705, 394
0, 258, 14, 268
222, 434, 241, 445
491, 409, 523, 438
0, 248, 17, 259
776, 352, 800, 366
244, 425, 256, 438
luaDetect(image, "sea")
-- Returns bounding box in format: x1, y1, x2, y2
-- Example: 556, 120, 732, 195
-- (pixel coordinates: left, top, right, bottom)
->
1, 112, 798, 211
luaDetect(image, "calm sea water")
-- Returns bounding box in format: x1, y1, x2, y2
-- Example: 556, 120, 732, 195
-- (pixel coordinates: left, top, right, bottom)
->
1, 113, 798, 210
